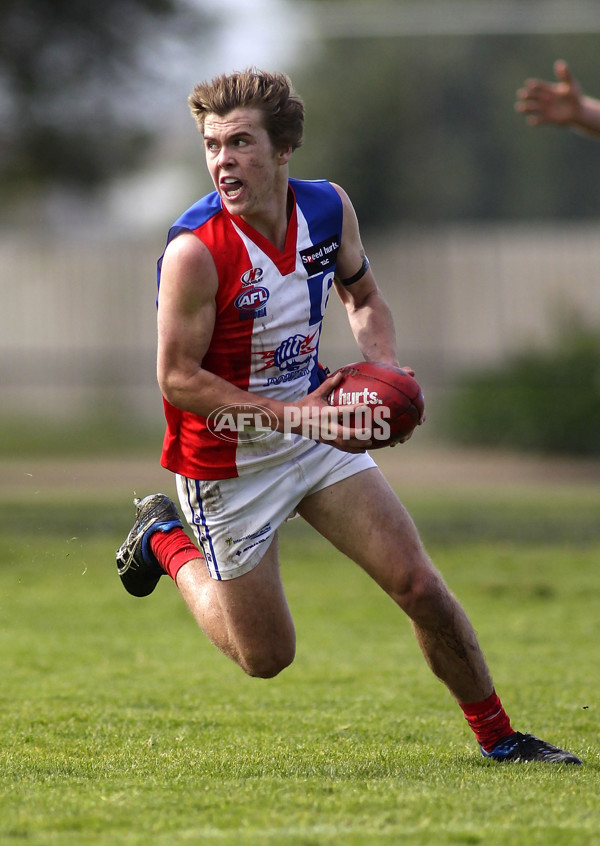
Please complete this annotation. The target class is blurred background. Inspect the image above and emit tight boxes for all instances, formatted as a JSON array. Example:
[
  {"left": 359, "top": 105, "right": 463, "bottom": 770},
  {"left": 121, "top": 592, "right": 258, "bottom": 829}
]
[{"left": 2, "top": 0, "right": 600, "bottom": 459}]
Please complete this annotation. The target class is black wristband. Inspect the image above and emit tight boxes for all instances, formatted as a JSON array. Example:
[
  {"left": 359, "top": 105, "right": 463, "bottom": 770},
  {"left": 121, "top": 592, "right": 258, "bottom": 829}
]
[{"left": 341, "top": 255, "right": 370, "bottom": 286}]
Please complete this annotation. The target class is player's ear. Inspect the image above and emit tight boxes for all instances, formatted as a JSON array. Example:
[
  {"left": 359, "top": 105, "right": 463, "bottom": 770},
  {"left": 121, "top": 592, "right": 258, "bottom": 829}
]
[{"left": 277, "top": 146, "right": 293, "bottom": 165}]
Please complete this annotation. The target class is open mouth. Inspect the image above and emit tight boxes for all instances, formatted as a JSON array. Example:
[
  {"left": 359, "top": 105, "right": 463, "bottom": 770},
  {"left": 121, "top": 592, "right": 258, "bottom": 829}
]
[{"left": 221, "top": 177, "right": 244, "bottom": 199}]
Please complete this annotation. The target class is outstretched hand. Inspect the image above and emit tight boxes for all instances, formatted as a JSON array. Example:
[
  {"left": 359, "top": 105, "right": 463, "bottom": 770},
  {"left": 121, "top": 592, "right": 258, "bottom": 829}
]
[{"left": 515, "top": 59, "right": 582, "bottom": 128}]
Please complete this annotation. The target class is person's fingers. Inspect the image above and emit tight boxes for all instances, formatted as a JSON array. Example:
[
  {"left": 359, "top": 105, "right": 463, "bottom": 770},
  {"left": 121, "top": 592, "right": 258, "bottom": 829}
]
[{"left": 553, "top": 59, "right": 572, "bottom": 85}]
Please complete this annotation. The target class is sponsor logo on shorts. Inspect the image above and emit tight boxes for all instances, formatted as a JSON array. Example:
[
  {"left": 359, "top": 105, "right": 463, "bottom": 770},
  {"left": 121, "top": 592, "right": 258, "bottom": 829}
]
[
  {"left": 223, "top": 524, "right": 272, "bottom": 557},
  {"left": 226, "top": 524, "right": 271, "bottom": 547},
  {"left": 235, "top": 537, "right": 270, "bottom": 557}
]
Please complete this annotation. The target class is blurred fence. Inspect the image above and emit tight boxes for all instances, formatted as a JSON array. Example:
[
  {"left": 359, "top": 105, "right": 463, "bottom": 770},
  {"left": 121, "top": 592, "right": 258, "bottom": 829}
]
[
  {"left": 0, "top": 234, "right": 161, "bottom": 424},
  {"left": 2, "top": 222, "right": 600, "bottom": 424}
]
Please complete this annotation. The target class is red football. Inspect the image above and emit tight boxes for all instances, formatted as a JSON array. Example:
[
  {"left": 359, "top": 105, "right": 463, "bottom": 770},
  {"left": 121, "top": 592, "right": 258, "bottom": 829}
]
[{"left": 327, "top": 361, "right": 425, "bottom": 448}]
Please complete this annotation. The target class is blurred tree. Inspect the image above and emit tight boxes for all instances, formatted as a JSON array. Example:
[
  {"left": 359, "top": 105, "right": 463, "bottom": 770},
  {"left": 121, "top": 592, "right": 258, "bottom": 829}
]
[
  {"left": 440, "top": 318, "right": 600, "bottom": 456},
  {"left": 0, "top": 0, "right": 209, "bottom": 200}
]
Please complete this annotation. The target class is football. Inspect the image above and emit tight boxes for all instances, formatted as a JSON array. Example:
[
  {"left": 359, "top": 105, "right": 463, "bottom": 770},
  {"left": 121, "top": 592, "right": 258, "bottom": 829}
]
[{"left": 327, "top": 361, "right": 425, "bottom": 448}]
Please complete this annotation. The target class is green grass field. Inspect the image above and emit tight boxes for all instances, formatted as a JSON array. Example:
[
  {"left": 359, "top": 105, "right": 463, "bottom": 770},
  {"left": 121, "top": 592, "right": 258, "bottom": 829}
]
[{"left": 1, "top": 478, "right": 600, "bottom": 845}]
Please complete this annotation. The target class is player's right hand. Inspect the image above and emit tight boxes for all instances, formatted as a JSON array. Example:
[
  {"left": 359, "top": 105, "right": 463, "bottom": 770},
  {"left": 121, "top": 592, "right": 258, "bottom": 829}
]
[{"left": 515, "top": 59, "right": 582, "bottom": 127}]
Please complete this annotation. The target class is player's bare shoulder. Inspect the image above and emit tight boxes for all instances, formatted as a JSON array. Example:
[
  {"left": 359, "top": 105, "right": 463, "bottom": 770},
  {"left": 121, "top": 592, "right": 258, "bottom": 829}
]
[
  {"left": 160, "top": 230, "right": 218, "bottom": 300},
  {"left": 329, "top": 182, "right": 361, "bottom": 238},
  {"left": 328, "top": 182, "right": 367, "bottom": 284},
  {"left": 330, "top": 182, "right": 354, "bottom": 211}
]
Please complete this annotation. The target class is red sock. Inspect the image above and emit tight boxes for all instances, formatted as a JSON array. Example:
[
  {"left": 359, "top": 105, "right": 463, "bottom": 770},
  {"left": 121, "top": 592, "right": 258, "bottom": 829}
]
[
  {"left": 149, "top": 527, "right": 202, "bottom": 584},
  {"left": 460, "top": 690, "right": 514, "bottom": 753}
]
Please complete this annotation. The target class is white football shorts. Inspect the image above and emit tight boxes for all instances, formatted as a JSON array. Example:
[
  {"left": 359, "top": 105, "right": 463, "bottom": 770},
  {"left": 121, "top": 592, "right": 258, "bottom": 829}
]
[{"left": 175, "top": 441, "right": 376, "bottom": 580}]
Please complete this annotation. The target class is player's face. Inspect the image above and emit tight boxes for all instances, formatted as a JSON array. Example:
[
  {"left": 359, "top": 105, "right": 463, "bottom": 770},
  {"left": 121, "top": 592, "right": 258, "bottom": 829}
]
[{"left": 203, "top": 107, "right": 287, "bottom": 219}]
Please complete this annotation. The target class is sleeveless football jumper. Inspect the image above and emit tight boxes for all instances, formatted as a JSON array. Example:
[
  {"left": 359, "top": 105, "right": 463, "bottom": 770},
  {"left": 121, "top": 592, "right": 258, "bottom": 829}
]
[{"left": 157, "top": 178, "right": 343, "bottom": 480}]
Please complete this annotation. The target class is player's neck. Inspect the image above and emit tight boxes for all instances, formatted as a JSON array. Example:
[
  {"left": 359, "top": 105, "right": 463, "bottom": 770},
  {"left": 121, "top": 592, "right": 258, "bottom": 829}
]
[{"left": 239, "top": 183, "right": 292, "bottom": 252}]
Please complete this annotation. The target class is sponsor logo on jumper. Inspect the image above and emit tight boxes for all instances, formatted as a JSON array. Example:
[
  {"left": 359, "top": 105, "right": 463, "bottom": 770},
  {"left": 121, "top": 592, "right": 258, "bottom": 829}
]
[
  {"left": 257, "top": 332, "right": 317, "bottom": 381},
  {"left": 265, "top": 369, "right": 310, "bottom": 386},
  {"left": 240, "top": 267, "right": 264, "bottom": 286},
  {"left": 300, "top": 235, "right": 340, "bottom": 276},
  {"left": 235, "top": 286, "right": 269, "bottom": 311},
  {"left": 206, "top": 404, "right": 279, "bottom": 442},
  {"left": 235, "top": 285, "right": 269, "bottom": 320}
]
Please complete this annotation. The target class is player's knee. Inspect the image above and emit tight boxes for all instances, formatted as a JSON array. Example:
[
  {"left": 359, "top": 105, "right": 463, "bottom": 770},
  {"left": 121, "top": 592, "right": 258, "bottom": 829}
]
[
  {"left": 388, "top": 561, "right": 449, "bottom": 621},
  {"left": 240, "top": 640, "right": 296, "bottom": 679}
]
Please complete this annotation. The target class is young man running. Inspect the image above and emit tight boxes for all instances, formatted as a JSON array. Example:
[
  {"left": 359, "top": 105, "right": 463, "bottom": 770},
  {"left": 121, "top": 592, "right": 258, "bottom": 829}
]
[{"left": 117, "top": 68, "right": 581, "bottom": 765}]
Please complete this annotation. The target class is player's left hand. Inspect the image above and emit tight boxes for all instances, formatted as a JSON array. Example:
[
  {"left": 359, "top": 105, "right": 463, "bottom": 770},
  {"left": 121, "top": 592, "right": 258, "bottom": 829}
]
[{"left": 398, "top": 365, "right": 426, "bottom": 427}]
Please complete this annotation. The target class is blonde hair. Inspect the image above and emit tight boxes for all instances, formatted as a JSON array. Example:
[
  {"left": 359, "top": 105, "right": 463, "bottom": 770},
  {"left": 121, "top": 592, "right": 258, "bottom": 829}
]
[{"left": 188, "top": 68, "right": 304, "bottom": 151}]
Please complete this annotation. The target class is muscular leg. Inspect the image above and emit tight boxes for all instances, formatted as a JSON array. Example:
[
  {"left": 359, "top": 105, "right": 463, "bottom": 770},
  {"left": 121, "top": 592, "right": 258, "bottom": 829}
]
[
  {"left": 297, "top": 467, "right": 493, "bottom": 704},
  {"left": 175, "top": 533, "right": 296, "bottom": 679}
]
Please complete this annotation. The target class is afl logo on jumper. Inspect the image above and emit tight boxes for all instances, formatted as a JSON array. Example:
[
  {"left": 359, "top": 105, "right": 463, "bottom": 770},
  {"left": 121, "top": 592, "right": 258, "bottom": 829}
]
[{"left": 234, "top": 285, "right": 269, "bottom": 320}]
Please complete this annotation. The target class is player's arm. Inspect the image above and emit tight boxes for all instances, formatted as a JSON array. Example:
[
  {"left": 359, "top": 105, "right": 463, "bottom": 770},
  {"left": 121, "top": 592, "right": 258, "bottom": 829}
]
[
  {"left": 157, "top": 231, "right": 253, "bottom": 417},
  {"left": 515, "top": 59, "right": 600, "bottom": 138},
  {"left": 331, "top": 183, "right": 400, "bottom": 368}
]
